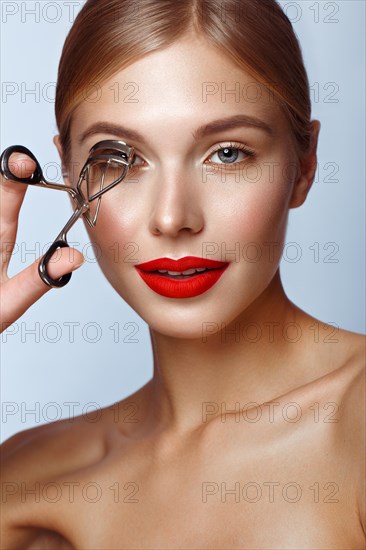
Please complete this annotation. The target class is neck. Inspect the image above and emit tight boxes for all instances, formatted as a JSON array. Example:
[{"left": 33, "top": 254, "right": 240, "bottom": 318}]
[{"left": 140, "top": 270, "right": 310, "bottom": 436}]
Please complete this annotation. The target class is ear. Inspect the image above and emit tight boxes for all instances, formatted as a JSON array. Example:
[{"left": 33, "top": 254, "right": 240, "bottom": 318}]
[
  {"left": 289, "top": 120, "right": 321, "bottom": 209},
  {"left": 53, "top": 134, "right": 72, "bottom": 186}
]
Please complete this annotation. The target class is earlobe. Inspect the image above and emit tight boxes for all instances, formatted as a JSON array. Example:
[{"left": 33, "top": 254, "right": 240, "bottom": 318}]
[
  {"left": 289, "top": 120, "right": 321, "bottom": 209},
  {"left": 289, "top": 174, "right": 313, "bottom": 209}
]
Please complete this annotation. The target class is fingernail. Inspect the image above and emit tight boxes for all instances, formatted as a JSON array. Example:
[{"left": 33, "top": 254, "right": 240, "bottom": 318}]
[{"left": 14, "top": 155, "right": 30, "bottom": 162}]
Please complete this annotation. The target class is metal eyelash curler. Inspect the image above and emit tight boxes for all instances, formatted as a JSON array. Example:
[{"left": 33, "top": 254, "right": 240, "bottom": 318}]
[{"left": 0, "top": 140, "right": 135, "bottom": 288}]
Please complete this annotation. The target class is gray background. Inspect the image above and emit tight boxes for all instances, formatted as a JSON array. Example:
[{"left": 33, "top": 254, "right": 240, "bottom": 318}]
[{"left": 1, "top": 1, "right": 365, "bottom": 442}]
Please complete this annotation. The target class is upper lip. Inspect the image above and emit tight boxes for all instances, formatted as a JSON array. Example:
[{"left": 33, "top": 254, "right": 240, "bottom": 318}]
[{"left": 134, "top": 256, "right": 229, "bottom": 272}]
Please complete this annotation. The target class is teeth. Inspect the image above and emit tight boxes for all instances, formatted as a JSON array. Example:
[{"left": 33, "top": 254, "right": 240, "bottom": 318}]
[
  {"left": 157, "top": 268, "right": 209, "bottom": 275},
  {"left": 180, "top": 269, "right": 197, "bottom": 275}
]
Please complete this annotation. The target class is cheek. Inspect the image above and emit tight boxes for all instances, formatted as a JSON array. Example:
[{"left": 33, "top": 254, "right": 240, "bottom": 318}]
[
  {"left": 212, "top": 169, "right": 292, "bottom": 248},
  {"left": 85, "top": 188, "right": 146, "bottom": 268}
]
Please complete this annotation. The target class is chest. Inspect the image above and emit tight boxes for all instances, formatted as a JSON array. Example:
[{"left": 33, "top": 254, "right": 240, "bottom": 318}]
[
  {"left": 43, "top": 482, "right": 354, "bottom": 549},
  {"left": 41, "top": 442, "right": 358, "bottom": 549}
]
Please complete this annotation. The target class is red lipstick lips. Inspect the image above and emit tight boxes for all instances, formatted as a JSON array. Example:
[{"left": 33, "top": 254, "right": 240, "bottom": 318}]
[{"left": 134, "top": 256, "right": 229, "bottom": 299}]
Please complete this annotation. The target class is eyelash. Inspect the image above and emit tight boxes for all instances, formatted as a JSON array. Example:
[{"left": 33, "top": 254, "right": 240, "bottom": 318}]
[
  {"left": 206, "top": 142, "right": 256, "bottom": 167},
  {"left": 129, "top": 141, "right": 256, "bottom": 170}
]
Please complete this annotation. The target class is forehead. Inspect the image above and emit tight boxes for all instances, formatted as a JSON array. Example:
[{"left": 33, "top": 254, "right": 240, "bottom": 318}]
[{"left": 72, "top": 35, "right": 284, "bottom": 140}]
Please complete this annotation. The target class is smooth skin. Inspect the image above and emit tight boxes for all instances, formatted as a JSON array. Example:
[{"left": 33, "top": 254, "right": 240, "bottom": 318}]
[{"left": 1, "top": 33, "right": 365, "bottom": 549}]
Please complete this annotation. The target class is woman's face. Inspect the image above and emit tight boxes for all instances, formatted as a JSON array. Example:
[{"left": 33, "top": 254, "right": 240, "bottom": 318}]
[{"left": 65, "top": 35, "right": 304, "bottom": 338}]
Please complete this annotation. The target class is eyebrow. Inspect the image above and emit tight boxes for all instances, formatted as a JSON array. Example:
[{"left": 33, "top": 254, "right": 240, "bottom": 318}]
[{"left": 77, "top": 114, "right": 274, "bottom": 146}]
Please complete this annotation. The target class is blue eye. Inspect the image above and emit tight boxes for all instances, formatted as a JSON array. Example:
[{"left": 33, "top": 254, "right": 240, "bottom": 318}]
[
  {"left": 207, "top": 142, "right": 255, "bottom": 166},
  {"left": 212, "top": 147, "right": 240, "bottom": 164}
]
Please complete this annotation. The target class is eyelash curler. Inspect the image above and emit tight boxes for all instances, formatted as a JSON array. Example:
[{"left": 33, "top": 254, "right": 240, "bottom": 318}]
[{"left": 0, "top": 140, "right": 135, "bottom": 288}]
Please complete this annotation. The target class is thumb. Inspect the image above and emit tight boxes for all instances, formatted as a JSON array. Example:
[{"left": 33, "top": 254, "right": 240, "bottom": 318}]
[{"left": 43, "top": 247, "right": 86, "bottom": 281}]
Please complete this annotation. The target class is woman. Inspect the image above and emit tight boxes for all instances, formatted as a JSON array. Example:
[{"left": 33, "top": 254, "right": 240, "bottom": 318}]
[{"left": 1, "top": 0, "right": 365, "bottom": 548}]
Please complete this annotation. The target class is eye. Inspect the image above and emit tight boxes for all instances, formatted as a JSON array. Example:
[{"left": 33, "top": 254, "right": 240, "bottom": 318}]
[
  {"left": 126, "top": 143, "right": 255, "bottom": 172},
  {"left": 206, "top": 142, "right": 255, "bottom": 167},
  {"left": 130, "top": 153, "right": 145, "bottom": 167}
]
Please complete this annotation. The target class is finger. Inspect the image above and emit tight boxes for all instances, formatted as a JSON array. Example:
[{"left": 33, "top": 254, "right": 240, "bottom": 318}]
[
  {"left": 44, "top": 246, "right": 85, "bottom": 282},
  {"left": 0, "top": 247, "right": 85, "bottom": 332},
  {"left": 7, "top": 153, "right": 36, "bottom": 179},
  {"left": 0, "top": 153, "right": 37, "bottom": 275}
]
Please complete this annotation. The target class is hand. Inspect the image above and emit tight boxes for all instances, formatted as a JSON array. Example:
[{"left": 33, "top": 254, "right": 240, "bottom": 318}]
[{"left": 0, "top": 152, "right": 85, "bottom": 333}]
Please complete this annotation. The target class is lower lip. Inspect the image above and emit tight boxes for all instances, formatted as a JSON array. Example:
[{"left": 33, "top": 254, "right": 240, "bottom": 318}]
[{"left": 134, "top": 266, "right": 229, "bottom": 298}]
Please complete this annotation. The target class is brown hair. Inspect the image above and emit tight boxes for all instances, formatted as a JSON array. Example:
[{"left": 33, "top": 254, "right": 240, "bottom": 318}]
[{"left": 55, "top": 0, "right": 312, "bottom": 168}]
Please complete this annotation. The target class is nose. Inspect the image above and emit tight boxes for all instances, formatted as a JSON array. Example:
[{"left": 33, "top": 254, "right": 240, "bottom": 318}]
[{"left": 148, "top": 168, "right": 204, "bottom": 238}]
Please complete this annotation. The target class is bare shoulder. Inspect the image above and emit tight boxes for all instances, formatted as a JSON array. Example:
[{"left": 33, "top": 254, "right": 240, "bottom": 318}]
[
  {"left": 328, "top": 325, "right": 365, "bottom": 407},
  {"left": 0, "top": 407, "right": 111, "bottom": 549},
  {"left": 292, "top": 311, "right": 365, "bottom": 417},
  {"left": 0, "top": 383, "right": 149, "bottom": 480},
  {"left": 336, "top": 325, "right": 365, "bottom": 368},
  {"left": 0, "top": 385, "right": 149, "bottom": 550},
  {"left": 333, "top": 328, "right": 365, "bottom": 442},
  {"left": 323, "top": 327, "right": 366, "bottom": 533},
  {"left": 312, "top": 323, "right": 365, "bottom": 440},
  {"left": 274, "top": 318, "right": 365, "bottom": 532},
  {"left": 1, "top": 410, "right": 107, "bottom": 476}
]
